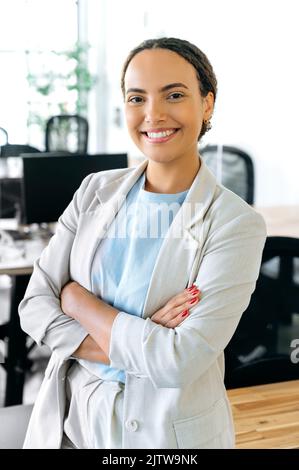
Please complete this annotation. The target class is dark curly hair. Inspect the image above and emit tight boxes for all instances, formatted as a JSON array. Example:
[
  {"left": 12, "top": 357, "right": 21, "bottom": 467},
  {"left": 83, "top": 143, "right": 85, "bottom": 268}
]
[{"left": 120, "top": 37, "right": 217, "bottom": 141}]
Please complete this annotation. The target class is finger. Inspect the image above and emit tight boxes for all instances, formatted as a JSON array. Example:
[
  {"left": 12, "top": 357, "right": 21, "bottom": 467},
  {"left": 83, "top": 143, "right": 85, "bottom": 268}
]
[
  {"left": 172, "top": 285, "right": 201, "bottom": 306},
  {"left": 162, "top": 295, "right": 201, "bottom": 325},
  {"left": 165, "top": 310, "right": 190, "bottom": 328},
  {"left": 161, "top": 287, "right": 201, "bottom": 319},
  {"left": 151, "top": 286, "right": 201, "bottom": 323},
  {"left": 151, "top": 306, "right": 166, "bottom": 322}
]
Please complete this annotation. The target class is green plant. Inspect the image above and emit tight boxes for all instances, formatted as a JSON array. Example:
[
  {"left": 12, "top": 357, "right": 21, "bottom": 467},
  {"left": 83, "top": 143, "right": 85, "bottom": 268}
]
[{"left": 26, "top": 42, "right": 97, "bottom": 132}]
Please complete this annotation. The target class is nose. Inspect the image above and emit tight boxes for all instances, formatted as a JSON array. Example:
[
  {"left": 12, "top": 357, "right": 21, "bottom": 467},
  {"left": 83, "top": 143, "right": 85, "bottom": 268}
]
[{"left": 144, "top": 99, "right": 166, "bottom": 123}]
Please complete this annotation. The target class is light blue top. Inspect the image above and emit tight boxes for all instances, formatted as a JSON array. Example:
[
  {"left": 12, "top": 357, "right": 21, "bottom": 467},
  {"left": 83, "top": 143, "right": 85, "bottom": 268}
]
[{"left": 78, "top": 171, "right": 189, "bottom": 383}]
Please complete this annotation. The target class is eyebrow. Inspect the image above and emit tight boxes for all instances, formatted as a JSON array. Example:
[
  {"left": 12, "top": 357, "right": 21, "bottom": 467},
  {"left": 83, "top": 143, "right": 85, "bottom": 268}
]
[{"left": 126, "top": 82, "right": 189, "bottom": 94}]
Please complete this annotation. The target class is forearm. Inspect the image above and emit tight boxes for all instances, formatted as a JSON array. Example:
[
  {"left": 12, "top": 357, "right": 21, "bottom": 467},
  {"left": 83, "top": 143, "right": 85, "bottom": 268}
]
[
  {"left": 61, "top": 282, "right": 119, "bottom": 357},
  {"left": 72, "top": 334, "right": 110, "bottom": 365}
]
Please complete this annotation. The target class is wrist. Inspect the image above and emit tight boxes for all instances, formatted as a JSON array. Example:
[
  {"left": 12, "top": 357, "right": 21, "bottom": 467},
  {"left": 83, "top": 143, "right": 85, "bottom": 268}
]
[{"left": 73, "top": 335, "right": 110, "bottom": 364}]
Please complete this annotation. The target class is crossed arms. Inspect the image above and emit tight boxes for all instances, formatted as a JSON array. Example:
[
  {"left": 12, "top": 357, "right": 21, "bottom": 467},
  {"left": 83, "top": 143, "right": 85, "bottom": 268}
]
[{"left": 60, "top": 281, "right": 201, "bottom": 365}]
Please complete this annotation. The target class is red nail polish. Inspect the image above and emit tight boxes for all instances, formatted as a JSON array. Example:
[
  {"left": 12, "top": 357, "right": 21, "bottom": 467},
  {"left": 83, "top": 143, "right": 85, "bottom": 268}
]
[
  {"left": 189, "top": 298, "right": 197, "bottom": 304},
  {"left": 182, "top": 310, "right": 189, "bottom": 317},
  {"left": 190, "top": 291, "right": 199, "bottom": 297},
  {"left": 189, "top": 286, "right": 198, "bottom": 293}
]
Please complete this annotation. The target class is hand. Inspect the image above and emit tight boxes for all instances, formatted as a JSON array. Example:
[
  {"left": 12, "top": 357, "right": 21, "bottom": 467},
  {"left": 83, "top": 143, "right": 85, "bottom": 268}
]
[{"left": 151, "top": 284, "right": 201, "bottom": 328}]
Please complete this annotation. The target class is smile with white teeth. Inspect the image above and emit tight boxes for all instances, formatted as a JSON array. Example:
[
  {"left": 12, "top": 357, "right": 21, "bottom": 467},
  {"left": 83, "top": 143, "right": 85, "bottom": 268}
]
[{"left": 146, "top": 129, "right": 177, "bottom": 138}]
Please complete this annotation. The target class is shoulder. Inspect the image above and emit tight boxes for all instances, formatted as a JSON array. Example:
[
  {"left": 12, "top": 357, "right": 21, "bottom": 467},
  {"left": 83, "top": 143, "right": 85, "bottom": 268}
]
[
  {"left": 207, "top": 184, "right": 267, "bottom": 238},
  {"left": 192, "top": 159, "right": 266, "bottom": 239}
]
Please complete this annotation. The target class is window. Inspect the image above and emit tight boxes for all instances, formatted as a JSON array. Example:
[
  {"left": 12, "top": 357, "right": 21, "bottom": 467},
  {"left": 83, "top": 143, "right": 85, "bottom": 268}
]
[{"left": 0, "top": 0, "right": 78, "bottom": 149}]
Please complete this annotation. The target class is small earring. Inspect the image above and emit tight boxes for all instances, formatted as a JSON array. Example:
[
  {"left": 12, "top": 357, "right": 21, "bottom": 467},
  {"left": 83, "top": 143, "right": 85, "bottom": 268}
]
[{"left": 204, "top": 119, "right": 212, "bottom": 132}]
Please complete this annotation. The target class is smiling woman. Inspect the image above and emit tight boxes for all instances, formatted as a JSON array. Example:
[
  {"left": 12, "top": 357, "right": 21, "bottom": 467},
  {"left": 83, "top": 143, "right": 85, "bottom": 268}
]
[
  {"left": 121, "top": 40, "right": 215, "bottom": 193},
  {"left": 18, "top": 37, "right": 266, "bottom": 449}
]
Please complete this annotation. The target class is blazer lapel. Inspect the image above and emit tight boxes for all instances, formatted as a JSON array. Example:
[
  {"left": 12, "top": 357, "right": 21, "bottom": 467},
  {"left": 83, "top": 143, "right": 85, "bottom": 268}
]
[
  {"left": 73, "top": 159, "right": 149, "bottom": 289},
  {"left": 142, "top": 160, "right": 218, "bottom": 319}
]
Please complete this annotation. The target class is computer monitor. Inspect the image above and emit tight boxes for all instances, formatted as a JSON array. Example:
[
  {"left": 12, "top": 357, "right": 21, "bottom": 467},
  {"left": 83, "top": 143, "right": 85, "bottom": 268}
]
[{"left": 21, "top": 153, "right": 128, "bottom": 225}]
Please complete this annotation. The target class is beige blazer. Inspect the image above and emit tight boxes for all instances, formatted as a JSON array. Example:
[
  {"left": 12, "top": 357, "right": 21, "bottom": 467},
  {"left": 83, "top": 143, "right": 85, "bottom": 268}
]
[{"left": 19, "top": 158, "right": 267, "bottom": 449}]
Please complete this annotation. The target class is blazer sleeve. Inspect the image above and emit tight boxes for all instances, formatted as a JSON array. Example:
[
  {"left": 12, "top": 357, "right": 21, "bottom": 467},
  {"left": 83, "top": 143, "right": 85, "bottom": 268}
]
[
  {"left": 108, "top": 210, "right": 267, "bottom": 388},
  {"left": 18, "top": 174, "right": 95, "bottom": 360}
]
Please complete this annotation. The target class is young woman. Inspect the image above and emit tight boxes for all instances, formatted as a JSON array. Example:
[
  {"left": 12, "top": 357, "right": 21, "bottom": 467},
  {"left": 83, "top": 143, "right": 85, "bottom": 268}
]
[{"left": 19, "top": 37, "right": 266, "bottom": 449}]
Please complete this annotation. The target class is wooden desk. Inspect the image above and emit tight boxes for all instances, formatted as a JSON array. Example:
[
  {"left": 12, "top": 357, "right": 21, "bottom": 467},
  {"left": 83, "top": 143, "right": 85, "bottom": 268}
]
[
  {"left": 254, "top": 205, "right": 299, "bottom": 238},
  {"left": 228, "top": 380, "right": 299, "bottom": 449},
  {"left": 0, "top": 219, "right": 54, "bottom": 276},
  {"left": 0, "top": 238, "right": 48, "bottom": 276}
]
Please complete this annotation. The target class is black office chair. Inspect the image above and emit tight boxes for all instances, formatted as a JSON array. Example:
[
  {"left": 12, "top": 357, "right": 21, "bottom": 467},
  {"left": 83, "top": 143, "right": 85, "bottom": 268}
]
[
  {"left": 0, "top": 274, "right": 38, "bottom": 406},
  {"left": 200, "top": 144, "right": 255, "bottom": 205},
  {"left": 45, "top": 114, "right": 89, "bottom": 154},
  {"left": 225, "top": 236, "right": 299, "bottom": 388},
  {"left": 0, "top": 127, "right": 8, "bottom": 149},
  {"left": 225, "top": 355, "right": 299, "bottom": 388}
]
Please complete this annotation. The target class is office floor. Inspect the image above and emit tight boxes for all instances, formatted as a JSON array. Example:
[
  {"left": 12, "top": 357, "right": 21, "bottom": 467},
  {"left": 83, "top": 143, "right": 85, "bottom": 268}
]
[{"left": 1, "top": 274, "right": 299, "bottom": 406}]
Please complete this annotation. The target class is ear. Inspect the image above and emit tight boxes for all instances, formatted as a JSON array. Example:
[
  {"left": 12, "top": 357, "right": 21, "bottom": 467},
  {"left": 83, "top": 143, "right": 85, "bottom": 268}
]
[{"left": 203, "top": 92, "right": 215, "bottom": 120}]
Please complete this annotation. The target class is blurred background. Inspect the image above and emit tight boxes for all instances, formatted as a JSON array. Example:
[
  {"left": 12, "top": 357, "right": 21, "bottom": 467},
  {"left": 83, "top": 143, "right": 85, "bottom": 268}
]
[{"left": 0, "top": 0, "right": 298, "bottom": 205}]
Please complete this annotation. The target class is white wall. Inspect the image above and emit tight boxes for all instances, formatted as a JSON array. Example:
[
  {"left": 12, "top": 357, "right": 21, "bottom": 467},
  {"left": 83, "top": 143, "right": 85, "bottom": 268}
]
[{"left": 86, "top": 0, "right": 299, "bottom": 206}]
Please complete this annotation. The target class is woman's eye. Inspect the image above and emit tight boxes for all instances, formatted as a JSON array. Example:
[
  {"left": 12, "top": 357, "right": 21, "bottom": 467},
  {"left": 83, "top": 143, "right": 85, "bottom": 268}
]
[
  {"left": 128, "top": 96, "right": 143, "bottom": 104},
  {"left": 168, "top": 92, "right": 184, "bottom": 100}
]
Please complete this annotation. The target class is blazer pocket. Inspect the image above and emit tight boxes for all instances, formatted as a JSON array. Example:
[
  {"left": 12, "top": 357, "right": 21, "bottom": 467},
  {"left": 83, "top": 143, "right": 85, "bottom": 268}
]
[{"left": 173, "top": 397, "right": 230, "bottom": 449}]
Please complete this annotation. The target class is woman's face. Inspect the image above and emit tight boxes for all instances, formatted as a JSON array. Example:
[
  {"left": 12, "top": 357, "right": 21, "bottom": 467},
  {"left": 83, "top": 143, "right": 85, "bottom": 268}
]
[{"left": 124, "top": 48, "right": 214, "bottom": 165}]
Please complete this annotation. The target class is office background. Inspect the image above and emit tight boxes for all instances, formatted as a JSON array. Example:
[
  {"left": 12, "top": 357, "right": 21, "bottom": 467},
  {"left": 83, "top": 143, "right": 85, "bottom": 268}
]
[{"left": 0, "top": 0, "right": 298, "bottom": 207}]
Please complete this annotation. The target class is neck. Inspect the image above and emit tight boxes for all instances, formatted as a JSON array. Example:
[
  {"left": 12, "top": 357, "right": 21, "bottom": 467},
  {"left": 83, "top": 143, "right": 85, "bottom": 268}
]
[{"left": 144, "top": 156, "right": 201, "bottom": 194}]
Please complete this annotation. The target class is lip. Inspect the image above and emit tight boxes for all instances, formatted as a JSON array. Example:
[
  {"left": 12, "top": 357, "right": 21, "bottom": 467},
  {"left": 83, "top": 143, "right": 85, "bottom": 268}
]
[
  {"left": 141, "top": 128, "right": 179, "bottom": 133},
  {"left": 141, "top": 128, "right": 180, "bottom": 144}
]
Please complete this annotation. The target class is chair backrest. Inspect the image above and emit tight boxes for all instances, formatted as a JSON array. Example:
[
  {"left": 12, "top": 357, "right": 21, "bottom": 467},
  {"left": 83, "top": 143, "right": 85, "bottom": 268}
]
[
  {"left": 45, "top": 114, "right": 89, "bottom": 154},
  {"left": 225, "top": 236, "right": 299, "bottom": 388},
  {"left": 225, "top": 355, "right": 299, "bottom": 388},
  {"left": 200, "top": 144, "right": 255, "bottom": 204},
  {"left": 0, "top": 127, "right": 8, "bottom": 147},
  {"left": 0, "top": 144, "right": 41, "bottom": 157}
]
